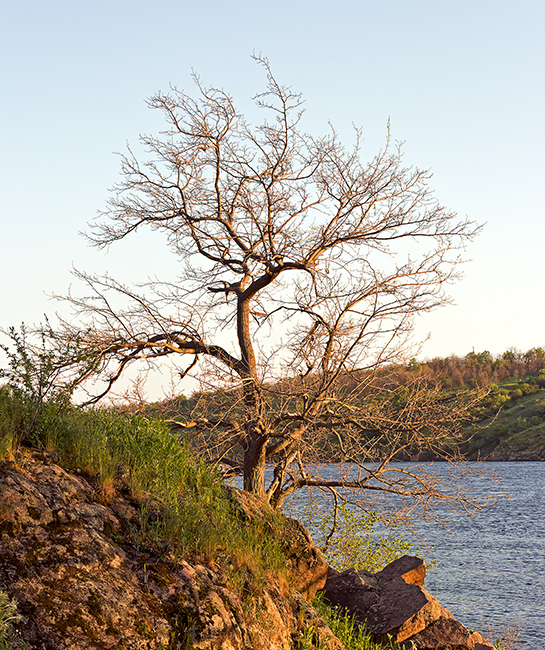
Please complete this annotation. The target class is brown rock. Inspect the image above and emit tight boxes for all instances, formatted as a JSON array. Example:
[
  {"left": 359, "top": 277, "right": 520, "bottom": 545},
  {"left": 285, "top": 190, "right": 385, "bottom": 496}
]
[
  {"left": 0, "top": 461, "right": 171, "bottom": 649},
  {"left": 379, "top": 554, "right": 426, "bottom": 586},
  {"left": 0, "top": 455, "right": 343, "bottom": 650},
  {"left": 367, "top": 569, "right": 453, "bottom": 642},
  {"left": 323, "top": 568, "right": 379, "bottom": 616},
  {"left": 406, "top": 616, "right": 493, "bottom": 650},
  {"left": 323, "top": 556, "right": 453, "bottom": 644}
]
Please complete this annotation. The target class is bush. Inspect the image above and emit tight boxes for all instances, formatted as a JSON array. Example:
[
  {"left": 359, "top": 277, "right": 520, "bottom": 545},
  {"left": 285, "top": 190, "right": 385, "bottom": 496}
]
[
  {"left": 300, "top": 500, "right": 412, "bottom": 574},
  {"left": 0, "top": 324, "right": 76, "bottom": 448},
  {"left": 0, "top": 590, "right": 22, "bottom": 646}
]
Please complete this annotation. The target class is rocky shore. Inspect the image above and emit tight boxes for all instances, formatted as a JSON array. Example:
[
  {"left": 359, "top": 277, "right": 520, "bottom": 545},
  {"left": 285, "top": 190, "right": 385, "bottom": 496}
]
[
  {"left": 0, "top": 454, "right": 494, "bottom": 649},
  {"left": 477, "top": 446, "right": 545, "bottom": 461}
]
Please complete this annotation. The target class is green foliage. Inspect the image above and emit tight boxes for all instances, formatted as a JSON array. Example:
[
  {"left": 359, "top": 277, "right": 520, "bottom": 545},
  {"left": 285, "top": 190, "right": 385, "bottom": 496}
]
[
  {"left": 297, "top": 593, "right": 403, "bottom": 650},
  {"left": 0, "top": 323, "right": 77, "bottom": 447},
  {"left": 0, "top": 590, "right": 22, "bottom": 647},
  {"left": 300, "top": 500, "right": 413, "bottom": 574},
  {"left": 0, "top": 385, "right": 24, "bottom": 460},
  {"left": 324, "top": 507, "right": 412, "bottom": 574}
]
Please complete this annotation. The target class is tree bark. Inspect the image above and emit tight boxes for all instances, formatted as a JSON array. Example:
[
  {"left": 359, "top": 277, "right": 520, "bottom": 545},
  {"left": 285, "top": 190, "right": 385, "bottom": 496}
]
[{"left": 243, "top": 434, "right": 267, "bottom": 496}]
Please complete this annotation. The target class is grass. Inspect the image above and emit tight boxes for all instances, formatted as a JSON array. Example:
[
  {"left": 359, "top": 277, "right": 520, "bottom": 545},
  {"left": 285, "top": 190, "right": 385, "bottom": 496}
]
[
  {"left": 467, "top": 390, "right": 545, "bottom": 457},
  {"left": 296, "top": 593, "right": 404, "bottom": 650},
  {"left": 0, "top": 384, "right": 290, "bottom": 583},
  {"left": 0, "top": 590, "right": 27, "bottom": 650}
]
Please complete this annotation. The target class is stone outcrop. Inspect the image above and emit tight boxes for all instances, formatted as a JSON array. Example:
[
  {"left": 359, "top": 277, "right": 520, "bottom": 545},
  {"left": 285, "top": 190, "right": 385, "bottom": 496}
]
[
  {"left": 323, "top": 556, "right": 494, "bottom": 650},
  {"left": 0, "top": 453, "right": 339, "bottom": 650},
  {"left": 226, "top": 486, "right": 328, "bottom": 600},
  {"left": 407, "top": 618, "right": 494, "bottom": 650},
  {"left": 0, "top": 453, "right": 495, "bottom": 650}
]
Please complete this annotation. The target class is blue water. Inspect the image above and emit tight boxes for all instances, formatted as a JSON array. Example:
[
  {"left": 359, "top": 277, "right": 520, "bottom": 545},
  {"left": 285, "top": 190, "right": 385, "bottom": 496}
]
[{"left": 279, "top": 462, "right": 545, "bottom": 648}]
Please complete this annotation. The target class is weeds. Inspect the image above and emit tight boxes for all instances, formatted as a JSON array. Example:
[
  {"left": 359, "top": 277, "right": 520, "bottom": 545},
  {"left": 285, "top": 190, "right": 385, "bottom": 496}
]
[
  {"left": 0, "top": 590, "right": 24, "bottom": 649},
  {"left": 0, "top": 387, "right": 289, "bottom": 589},
  {"left": 296, "top": 593, "right": 405, "bottom": 650},
  {"left": 486, "top": 621, "right": 523, "bottom": 650}
]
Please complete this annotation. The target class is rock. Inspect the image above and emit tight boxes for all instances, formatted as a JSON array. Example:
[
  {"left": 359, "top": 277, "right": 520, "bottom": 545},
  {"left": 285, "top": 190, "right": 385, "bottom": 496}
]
[
  {"left": 365, "top": 564, "right": 453, "bottom": 643},
  {"left": 406, "top": 617, "right": 494, "bottom": 649},
  {"left": 0, "top": 460, "right": 171, "bottom": 649},
  {"left": 323, "top": 568, "right": 379, "bottom": 616},
  {"left": 226, "top": 486, "right": 328, "bottom": 600},
  {"left": 379, "top": 554, "right": 426, "bottom": 586},
  {"left": 323, "top": 556, "right": 490, "bottom": 649},
  {"left": 0, "top": 454, "right": 342, "bottom": 650},
  {"left": 282, "top": 516, "right": 329, "bottom": 600},
  {"left": 324, "top": 557, "right": 451, "bottom": 642}
]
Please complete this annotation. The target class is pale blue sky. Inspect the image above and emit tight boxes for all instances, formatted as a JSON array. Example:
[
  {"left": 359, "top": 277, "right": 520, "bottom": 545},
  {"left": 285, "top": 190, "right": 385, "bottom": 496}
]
[{"left": 1, "top": 0, "right": 544, "bottom": 391}]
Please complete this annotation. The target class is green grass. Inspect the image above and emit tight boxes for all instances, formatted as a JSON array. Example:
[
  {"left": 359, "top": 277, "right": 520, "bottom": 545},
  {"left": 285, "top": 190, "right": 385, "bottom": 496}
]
[
  {"left": 0, "top": 385, "right": 290, "bottom": 583},
  {"left": 296, "top": 593, "right": 404, "bottom": 650},
  {"left": 467, "top": 390, "right": 545, "bottom": 457},
  {"left": 0, "top": 590, "right": 27, "bottom": 650}
]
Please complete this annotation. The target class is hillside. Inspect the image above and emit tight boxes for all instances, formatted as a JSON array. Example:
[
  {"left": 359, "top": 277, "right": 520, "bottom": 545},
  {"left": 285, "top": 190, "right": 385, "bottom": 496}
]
[
  {"left": 0, "top": 454, "right": 496, "bottom": 650},
  {"left": 466, "top": 390, "right": 545, "bottom": 460},
  {"left": 141, "top": 358, "right": 545, "bottom": 463},
  {"left": 0, "top": 450, "right": 336, "bottom": 650}
]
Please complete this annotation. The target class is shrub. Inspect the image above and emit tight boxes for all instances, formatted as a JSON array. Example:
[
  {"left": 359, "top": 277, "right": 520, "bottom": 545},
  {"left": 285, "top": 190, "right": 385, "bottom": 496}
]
[
  {"left": 0, "top": 324, "right": 77, "bottom": 448},
  {"left": 299, "top": 500, "right": 412, "bottom": 574},
  {"left": 0, "top": 590, "right": 22, "bottom": 645}
]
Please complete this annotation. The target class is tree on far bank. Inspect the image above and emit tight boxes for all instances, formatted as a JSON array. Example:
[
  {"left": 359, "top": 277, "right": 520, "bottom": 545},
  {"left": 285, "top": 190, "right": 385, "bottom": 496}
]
[{"left": 48, "top": 56, "right": 484, "bottom": 511}]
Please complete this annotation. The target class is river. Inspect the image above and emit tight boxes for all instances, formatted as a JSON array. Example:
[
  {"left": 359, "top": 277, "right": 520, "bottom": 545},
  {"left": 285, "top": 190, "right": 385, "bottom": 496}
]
[{"left": 278, "top": 461, "right": 544, "bottom": 648}]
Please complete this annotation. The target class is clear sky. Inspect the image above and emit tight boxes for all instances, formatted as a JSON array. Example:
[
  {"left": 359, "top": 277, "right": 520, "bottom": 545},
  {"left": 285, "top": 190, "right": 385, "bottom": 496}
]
[{"left": 1, "top": 0, "right": 544, "bottom": 395}]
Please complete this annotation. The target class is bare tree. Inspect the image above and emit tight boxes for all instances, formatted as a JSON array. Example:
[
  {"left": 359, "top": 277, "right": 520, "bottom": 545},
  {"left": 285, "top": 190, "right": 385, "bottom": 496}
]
[{"left": 53, "top": 56, "right": 483, "bottom": 510}]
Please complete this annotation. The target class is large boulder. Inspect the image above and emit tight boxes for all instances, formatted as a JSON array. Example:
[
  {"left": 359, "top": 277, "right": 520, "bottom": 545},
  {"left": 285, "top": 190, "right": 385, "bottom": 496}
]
[
  {"left": 323, "top": 556, "right": 494, "bottom": 649},
  {"left": 324, "top": 556, "right": 451, "bottom": 643},
  {"left": 366, "top": 565, "right": 453, "bottom": 642}
]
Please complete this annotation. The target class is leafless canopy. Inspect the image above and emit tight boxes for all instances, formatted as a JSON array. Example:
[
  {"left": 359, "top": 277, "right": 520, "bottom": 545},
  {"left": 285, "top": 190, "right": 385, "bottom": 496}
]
[{"left": 54, "top": 56, "right": 483, "bottom": 511}]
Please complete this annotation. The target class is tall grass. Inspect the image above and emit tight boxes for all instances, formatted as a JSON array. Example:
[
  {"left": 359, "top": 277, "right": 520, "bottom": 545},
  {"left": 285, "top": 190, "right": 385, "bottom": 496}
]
[
  {"left": 0, "top": 386, "right": 289, "bottom": 580},
  {"left": 296, "top": 593, "right": 404, "bottom": 650}
]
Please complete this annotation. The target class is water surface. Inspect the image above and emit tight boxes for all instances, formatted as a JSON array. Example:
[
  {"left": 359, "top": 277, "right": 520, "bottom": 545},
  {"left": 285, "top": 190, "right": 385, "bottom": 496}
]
[{"left": 281, "top": 461, "right": 545, "bottom": 647}]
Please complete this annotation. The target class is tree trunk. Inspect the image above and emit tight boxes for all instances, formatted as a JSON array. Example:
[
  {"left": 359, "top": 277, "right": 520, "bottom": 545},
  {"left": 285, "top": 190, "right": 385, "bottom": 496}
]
[{"left": 243, "top": 435, "right": 267, "bottom": 497}]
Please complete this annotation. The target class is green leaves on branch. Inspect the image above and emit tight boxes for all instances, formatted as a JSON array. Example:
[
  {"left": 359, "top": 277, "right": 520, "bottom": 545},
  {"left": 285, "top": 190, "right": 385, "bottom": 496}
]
[{"left": 0, "top": 322, "right": 84, "bottom": 446}]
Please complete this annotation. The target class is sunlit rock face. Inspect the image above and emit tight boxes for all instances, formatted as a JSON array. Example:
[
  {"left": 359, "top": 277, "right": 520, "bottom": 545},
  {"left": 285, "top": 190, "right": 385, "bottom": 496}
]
[
  {"left": 0, "top": 454, "right": 338, "bottom": 650},
  {"left": 323, "top": 556, "right": 495, "bottom": 650}
]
